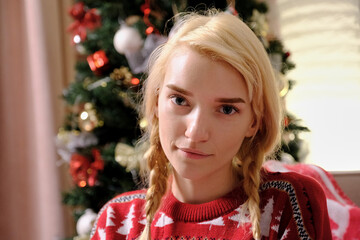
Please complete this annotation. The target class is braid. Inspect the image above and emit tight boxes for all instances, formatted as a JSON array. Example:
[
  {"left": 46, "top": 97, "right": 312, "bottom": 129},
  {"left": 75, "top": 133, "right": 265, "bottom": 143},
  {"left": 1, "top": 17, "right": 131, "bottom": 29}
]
[
  {"left": 234, "top": 140, "right": 265, "bottom": 240},
  {"left": 242, "top": 153, "right": 263, "bottom": 239},
  {"left": 138, "top": 126, "right": 169, "bottom": 240}
]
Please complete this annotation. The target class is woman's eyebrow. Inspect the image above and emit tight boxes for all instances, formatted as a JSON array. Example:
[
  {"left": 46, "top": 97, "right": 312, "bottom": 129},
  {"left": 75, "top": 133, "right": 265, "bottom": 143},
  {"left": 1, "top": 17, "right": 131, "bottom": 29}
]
[
  {"left": 166, "top": 84, "right": 193, "bottom": 96},
  {"left": 215, "top": 97, "right": 246, "bottom": 103},
  {"left": 166, "top": 84, "right": 246, "bottom": 103}
]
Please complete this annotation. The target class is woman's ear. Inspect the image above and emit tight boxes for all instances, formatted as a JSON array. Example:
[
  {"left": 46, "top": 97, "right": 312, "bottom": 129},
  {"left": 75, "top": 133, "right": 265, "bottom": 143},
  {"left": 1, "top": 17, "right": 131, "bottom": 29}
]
[
  {"left": 155, "top": 96, "right": 159, "bottom": 118},
  {"left": 155, "top": 106, "right": 158, "bottom": 118},
  {"left": 245, "top": 119, "right": 258, "bottom": 137}
]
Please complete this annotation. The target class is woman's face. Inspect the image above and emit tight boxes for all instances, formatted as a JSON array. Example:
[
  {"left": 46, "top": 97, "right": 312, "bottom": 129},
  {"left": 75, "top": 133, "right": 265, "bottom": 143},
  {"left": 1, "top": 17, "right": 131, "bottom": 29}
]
[{"left": 157, "top": 47, "right": 256, "bottom": 182}]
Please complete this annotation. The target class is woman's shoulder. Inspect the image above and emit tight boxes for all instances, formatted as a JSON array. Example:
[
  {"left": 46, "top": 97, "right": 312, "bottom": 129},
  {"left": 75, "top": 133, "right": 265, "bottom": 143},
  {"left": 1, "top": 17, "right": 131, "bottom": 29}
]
[
  {"left": 97, "top": 189, "right": 147, "bottom": 216},
  {"left": 259, "top": 167, "right": 332, "bottom": 239},
  {"left": 259, "top": 168, "right": 328, "bottom": 215},
  {"left": 260, "top": 168, "right": 325, "bottom": 196},
  {"left": 90, "top": 189, "right": 147, "bottom": 239},
  {"left": 109, "top": 189, "right": 147, "bottom": 203}
]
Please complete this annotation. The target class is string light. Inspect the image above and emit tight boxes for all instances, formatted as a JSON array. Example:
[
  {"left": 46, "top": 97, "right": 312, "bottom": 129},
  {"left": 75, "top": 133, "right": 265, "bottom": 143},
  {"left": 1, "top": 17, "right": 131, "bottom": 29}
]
[{"left": 131, "top": 77, "right": 140, "bottom": 85}]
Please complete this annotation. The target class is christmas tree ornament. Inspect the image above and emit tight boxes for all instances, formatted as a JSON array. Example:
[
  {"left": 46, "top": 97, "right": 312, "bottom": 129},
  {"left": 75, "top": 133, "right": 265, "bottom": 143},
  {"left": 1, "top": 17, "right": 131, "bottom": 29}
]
[
  {"left": 112, "top": 2, "right": 167, "bottom": 74},
  {"left": 119, "top": 32, "right": 167, "bottom": 74},
  {"left": 55, "top": 129, "right": 98, "bottom": 163},
  {"left": 69, "top": 2, "right": 86, "bottom": 20},
  {"left": 87, "top": 50, "right": 110, "bottom": 75},
  {"left": 115, "top": 142, "right": 148, "bottom": 172},
  {"left": 75, "top": 209, "right": 98, "bottom": 238},
  {"left": 67, "top": 2, "right": 101, "bottom": 44},
  {"left": 68, "top": 131, "right": 98, "bottom": 150},
  {"left": 78, "top": 102, "right": 99, "bottom": 132},
  {"left": 83, "top": 9, "right": 101, "bottom": 30},
  {"left": 69, "top": 153, "right": 91, "bottom": 187},
  {"left": 69, "top": 148, "right": 104, "bottom": 187},
  {"left": 110, "top": 67, "right": 133, "bottom": 83},
  {"left": 56, "top": 129, "right": 77, "bottom": 164},
  {"left": 88, "top": 148, "right": 105, "bottom": 186},
  {"left": 113, "top": 24, "right": 144, "bottom": 55}
]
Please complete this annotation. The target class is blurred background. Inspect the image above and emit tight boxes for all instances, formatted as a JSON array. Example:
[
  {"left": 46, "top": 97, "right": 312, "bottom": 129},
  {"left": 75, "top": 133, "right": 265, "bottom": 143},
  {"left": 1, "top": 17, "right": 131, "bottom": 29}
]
[{"left": 0, "top": 0, "right": 359, "bottom": 239}]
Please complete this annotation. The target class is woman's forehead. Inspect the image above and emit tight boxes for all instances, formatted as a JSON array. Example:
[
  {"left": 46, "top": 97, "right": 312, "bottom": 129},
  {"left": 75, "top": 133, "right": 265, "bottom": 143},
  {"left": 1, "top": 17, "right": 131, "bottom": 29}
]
[{"left": 161, "top": 47, "right": 250, "bottom": 102}]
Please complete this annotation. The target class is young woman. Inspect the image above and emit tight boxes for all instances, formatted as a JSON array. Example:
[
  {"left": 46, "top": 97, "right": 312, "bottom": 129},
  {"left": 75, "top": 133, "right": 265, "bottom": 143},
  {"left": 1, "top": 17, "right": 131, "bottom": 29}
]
[{"left": 90, "top": 11, "right": 331, "bottom": 240}]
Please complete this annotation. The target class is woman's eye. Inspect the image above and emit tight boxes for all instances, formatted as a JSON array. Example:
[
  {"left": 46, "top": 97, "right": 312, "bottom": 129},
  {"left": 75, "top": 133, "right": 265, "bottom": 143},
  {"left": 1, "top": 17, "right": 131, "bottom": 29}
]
[
  {"left": 170, "top": 95, "right": 187, "bottom": 106},
  {"left": 220, "top": 105, "right": 239, "bottom": 115}
]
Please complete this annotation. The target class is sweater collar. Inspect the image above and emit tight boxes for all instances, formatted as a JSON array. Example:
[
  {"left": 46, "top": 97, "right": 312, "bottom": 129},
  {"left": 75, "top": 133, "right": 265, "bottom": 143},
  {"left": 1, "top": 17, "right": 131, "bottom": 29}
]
[{"left": 158, "top": 185, "right": 246, "bottom": 222}]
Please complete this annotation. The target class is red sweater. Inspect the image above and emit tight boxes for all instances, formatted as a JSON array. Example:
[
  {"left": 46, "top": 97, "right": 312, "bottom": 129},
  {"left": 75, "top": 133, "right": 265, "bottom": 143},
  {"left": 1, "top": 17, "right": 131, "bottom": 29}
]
[{"left": 90, "top": 171, "right": 332, "bottom": 240}]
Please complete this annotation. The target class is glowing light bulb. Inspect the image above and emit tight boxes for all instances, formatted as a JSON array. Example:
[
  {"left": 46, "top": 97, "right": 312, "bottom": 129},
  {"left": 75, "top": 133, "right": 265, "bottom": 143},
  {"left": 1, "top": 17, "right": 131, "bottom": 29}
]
[
  {"left": 73, "top": 35, "right": 81, "bottom": 44},
  {"left": 80, "top": 111, "right": 89, "bottom": 120}
]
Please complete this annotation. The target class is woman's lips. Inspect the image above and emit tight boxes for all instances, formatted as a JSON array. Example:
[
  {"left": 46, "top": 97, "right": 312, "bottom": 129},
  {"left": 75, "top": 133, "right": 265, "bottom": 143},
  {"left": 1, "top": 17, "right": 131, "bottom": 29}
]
[{"left": 178, "top": 148, "right": 212, "bottom": 159}]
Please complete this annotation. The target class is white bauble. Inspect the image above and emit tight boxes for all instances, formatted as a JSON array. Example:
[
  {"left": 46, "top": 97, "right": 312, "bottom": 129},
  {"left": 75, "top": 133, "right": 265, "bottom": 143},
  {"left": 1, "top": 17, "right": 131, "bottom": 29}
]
[
  {"left": 76, "top": 209, "right": 98, "bottom": 237},
  {"left": 113, "top": 25, "right": 144, "bottom": 54}
]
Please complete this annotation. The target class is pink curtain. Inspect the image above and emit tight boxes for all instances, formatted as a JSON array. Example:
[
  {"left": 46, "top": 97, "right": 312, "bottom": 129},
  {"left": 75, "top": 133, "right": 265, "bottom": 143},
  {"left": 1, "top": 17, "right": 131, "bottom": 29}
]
[{"left": 0, "top": 0, "right": 65, "bottom": 239}]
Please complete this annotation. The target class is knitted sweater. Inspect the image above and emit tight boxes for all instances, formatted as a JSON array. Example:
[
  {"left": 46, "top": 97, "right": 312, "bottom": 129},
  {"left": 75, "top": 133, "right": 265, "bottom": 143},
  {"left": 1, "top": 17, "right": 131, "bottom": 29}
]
[{"left": 90, "top": 171, "right": 332, "bottom": 240}]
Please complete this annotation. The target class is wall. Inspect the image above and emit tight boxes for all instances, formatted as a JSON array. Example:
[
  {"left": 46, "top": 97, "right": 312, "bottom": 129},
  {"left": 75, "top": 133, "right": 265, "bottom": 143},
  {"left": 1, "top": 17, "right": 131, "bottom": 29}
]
[{"left": 332, "top": 171, "right": 360, "bottom": 207}]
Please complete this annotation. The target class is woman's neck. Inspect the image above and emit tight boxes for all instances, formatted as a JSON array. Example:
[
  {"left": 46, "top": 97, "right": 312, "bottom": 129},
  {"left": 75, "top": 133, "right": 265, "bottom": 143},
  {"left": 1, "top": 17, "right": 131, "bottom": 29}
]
[{"left": 171, "top": 166, "right": 240, "bottom": 204}]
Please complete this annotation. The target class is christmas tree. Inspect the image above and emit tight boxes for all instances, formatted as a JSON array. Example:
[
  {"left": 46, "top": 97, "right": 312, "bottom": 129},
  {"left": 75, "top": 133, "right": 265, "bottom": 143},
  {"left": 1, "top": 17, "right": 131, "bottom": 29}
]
[{"left": 56, "top": 0, "right": 308, "bottom": 238}]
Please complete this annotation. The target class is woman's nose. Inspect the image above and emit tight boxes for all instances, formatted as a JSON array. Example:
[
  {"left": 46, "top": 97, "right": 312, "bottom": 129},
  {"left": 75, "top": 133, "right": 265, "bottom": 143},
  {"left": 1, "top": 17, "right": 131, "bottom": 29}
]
[{"left": 184, "top": 108, "right": 210, "bottom": 142}]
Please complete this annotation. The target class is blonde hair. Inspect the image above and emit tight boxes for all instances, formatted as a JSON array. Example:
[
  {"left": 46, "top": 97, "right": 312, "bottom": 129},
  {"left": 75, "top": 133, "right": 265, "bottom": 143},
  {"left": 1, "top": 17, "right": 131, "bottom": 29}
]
[{"left": 139, "top": 10, "right": 282, "bottom": 240}]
